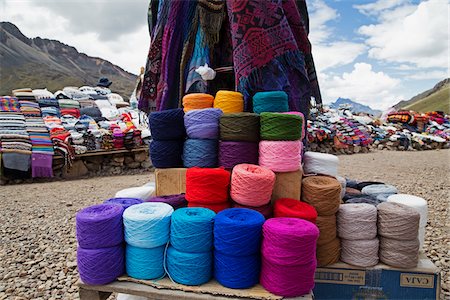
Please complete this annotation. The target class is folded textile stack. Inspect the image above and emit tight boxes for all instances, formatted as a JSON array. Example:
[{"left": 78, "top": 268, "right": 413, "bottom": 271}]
[
  {"left": 60, "top": 108, "right": 80, "bottom": 118},
  {"left": 96, "top": 99, "right": 120, "bottom": 121},
  {"left": 38, "top": 98, "right": 60, "bottom": 108},
  {"left": 32, "top": 89, "right": 55, "bottom": 100},
  {"left": 58, "top": 99, "right": 81, "bottom": 109},
  {"left": 61, "top": 115, "right": 78, "bottom": 131},
  {"left": 41, "top": 107, "right": 61, "bottom": 118},
  {"left": 78, "top": 99, "right": 96, "bottom": 108},
  {"left": 101, "top": 130, "right": 114, "bottom": 150},
  {"left": 112, "top": 128, "right": 124, "bottom": 149},
  {"left": 14, "top": 90, "right": 37, "bottom": 102},
  {"left": 19, "top": 101, "right": 41, "bottom": 118},
  {"left": 124, "top": 131, "right": 135, "bottom": 150},
  {"left": 25, "top": 117, "right": 54, "bottom": 178}
]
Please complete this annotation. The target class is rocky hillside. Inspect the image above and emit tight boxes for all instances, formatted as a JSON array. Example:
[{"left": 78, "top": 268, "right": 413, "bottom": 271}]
[
  {"left": 0, "top": 22, "right": 136, "bottom": 97},
  {"left": 329, "top": 97, "right": 381, "bottom": 116}
]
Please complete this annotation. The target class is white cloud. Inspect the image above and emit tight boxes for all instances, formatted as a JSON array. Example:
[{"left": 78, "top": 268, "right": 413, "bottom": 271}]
[
  {"left": 407, "top": 70, "right": 449, "bottom": 80},
  {"left": 309, "top": 0, "right": 339, "bottom": 44},
  {"left": 358, "top": 0, "right": 449, "bottom": 69},
  {"left": 354, "top": 0, "right": 410, "bottom": 16},
  {"left": 320, "top": 63, "right": 402, "bottom": 109}
]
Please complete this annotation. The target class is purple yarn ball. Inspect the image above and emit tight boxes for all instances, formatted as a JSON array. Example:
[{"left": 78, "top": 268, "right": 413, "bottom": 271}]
[
  {"left": 76, "top": 204, "right": 124, "bottom": 249},
  {"left": 218, "top": 141, "right": 259, "bottom": 169},
  {"left": 77, "top": 245, "right": 125, "bottom": 285},
  {"left": 184, "top": 108, "right": 223, "bottom": 139},
  {"left": 146, "top": 194, "right": 187, "bottom": 210},
  {"left": 104, "top": 198, "right": 143, "bottom": 209}
]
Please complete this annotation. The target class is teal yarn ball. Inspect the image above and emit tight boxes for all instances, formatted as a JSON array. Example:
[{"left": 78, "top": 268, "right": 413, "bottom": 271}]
[
  {"left": 170, "top": 207, "right": 216, "bottom": 253},
  {"left": 125, "top": 244, "right": 165, "bottom": 280},
  {"left": 252, "top": 91, "right": 289, "bottom": 114},
  {"left": 166, "top": 246, "right": 212, "bottom": 285}
]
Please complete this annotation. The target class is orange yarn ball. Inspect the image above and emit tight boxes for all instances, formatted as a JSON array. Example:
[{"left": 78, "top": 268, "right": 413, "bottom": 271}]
[{"left": 182, "top": 93, "right": 214, "bottom": 112}]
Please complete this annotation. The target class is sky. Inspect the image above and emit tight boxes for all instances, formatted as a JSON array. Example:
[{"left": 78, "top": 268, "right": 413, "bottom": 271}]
[{"left": 1, "top": 0, "right": 449, "bottom": 110}]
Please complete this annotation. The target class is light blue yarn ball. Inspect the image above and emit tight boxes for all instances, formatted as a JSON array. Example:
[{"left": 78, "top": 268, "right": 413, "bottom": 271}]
[
  {"left": 183, "top": 139, "right": 218, "bottom": 168},
  {"left": 362, "top": 184, "right": 398, "bottom": 196},
  {"left": 166, "top": 246, "right": 212, "bottom": 286},
  {"left": 123, "top": 202, "right": 173, "bottom": 248},
  {"left": 126, "top": 244, "right": 165, "bottom": 280},
  {"left": 170, "top": 207, "right": 216, "bottom": 253}
]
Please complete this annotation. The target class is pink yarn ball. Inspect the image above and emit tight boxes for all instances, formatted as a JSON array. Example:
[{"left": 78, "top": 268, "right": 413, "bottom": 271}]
[{"left": 259, "top": 140, "right": 302, "bottom": 172}]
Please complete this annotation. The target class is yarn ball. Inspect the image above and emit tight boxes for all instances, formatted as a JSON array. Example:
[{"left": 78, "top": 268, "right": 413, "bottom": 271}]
[
  {"left": 260, "top": 112, "right": 303, "bottom": 141},
  {"left": 77, "top": 245, "right": 124, "bottom": 285},
  {"left": 188, "top": 201, "right": 231, "bottom": 214},
  {"left": 377, "top": 202, "right": 420, "bottom": 240},
  {"left": 214, "top": 208, "right": 265, "bottom": 256},
  {"left": 303, "top": 152, "right": 339, "bottom": 177},
  {"left": 150, "top": 140, "right": 183, "bottom": 168},
  {"left": 252, "top": 91, "right": 289, "bottom": 114},
  {"left": 341, "top": 238, "right": 379, "bottom": 267},
  {"left": 302, "top": 176, "right": 342, "bottom": 216},
  {"left": 182, "top": 93, "right": 214, "bottom": 112},
  {"left": 282, "top": 111, "right": 306, "bottom": 139},
  {"left": 170, "top": 207, "right": 215, "bottom": 253},
  {"left": 167, "top": 246, "right": 212, "bottom": 286},
  {"left": 76, "top": 204, "right": 124, "bottom": 249},
  {"left": 232, "top": 202, "right": 273, "bottom": 219},
  {"left": 218, "top": 141, "right": 258, "bottom": 169},
  {"left": 343, "top": 187, "right": 362, "bottom": 200},
  {"left": 345, "top": 196, "right": 380, "bottom": 206},
  {"left": 104, "top": 198, "right": 143, "bottom": 209},
  {"left": 214, "top": 250, "right": 260, "bottom": 289},
  {"left": 379, "top": 237, "right": 419, "bottom": 268},
  {"left": 146, "top": 194, "right": 188, "bottom": 210},
  {"left": 356, "top": 181, "right": 384, "bottom": 191},
  {"left": 362, "top": 184, "right": 398, "bottom": 196},
  {"left": 184, "top": 108, "right": 223, "bottom": 139},
  {"left": 148, "top": 108, "right": 185, "bottom": 140},
  {"left": 230, "top": 164, "right": 275, "bottom": 206},
  {"left": 123, "top": 202, "right": 173, "bottom": 248},
  {"left": 183, "top": 139, "right": 218, "bottom": 168},
  {"left": 274, "top": 198, "right": 318, "bottom": 223},
  {"left": 219, "top": 113, "right": 260, "bottom": 142},
  {"left": 316, "top": 238, "right": 341, "bottom": 267},
  {"left": 337, "top": 203, "right": 377, "bottom": 240},
  {"left": 259, "top": 140, "right": 302, "bottom": 172},
  {"left": 185, "top": 167, "right": 230, "bottom": 203},
  {"left": 316, "top": 215, "right": 337, "bottom": 246},
  {"left": 125, "top": 244, "right": 165, "bottom": 280},
  {"left": 387, "top": 194, "right": 428, "bottom": 227},
  {"left": 214, "top": 91, "right": 244, "bottom": 113},
  {"left": 376, "top": 193, "right": 393, "bottom": 202}
]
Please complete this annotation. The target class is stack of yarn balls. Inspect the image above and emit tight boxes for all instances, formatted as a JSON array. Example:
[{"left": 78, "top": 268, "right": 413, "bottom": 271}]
[
  {"left": 149, "top": 108, "right": 185, "bottom": 168},
  {"left": 214, "top": 91, "right": 244, "bottom": 113},
  {"left": 214, "top": 208, "right": 265, "bottom": 289},
  {"left": 337, "top": 203, "right": 379, "bottom": 267},
  {"left": 301, "top": 175, "right": 342, "bottom": 266},
  {"left": 167, "top": 208, "right": 215, "bottom": 285},
  {"left": 185, "top": 167, "right": 231, "bottom": 213}
]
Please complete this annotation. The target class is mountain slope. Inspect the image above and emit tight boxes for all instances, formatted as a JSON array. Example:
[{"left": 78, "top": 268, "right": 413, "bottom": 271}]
[
  {"left": 0, "top": 22, "right": 137, "bottom": 97},
  {"left": 329, "top": 98, "right": 381, "bottom": 116}
]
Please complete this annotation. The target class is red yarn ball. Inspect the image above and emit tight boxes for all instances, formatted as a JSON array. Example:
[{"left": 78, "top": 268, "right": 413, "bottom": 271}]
[
  {"left": 185, "top": 167, "right": 231, "bottom": 203},
  {"left": 188, "top": 201, "right": 231, "bottom": 213},
  {"left": 274, "top": 198, "right": 318, "bottom": 223}
]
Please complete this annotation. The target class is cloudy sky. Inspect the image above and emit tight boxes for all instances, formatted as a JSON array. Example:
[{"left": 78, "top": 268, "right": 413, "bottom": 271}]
[{"left": 1, "top": 0, "right": 449, "bottom": 109}]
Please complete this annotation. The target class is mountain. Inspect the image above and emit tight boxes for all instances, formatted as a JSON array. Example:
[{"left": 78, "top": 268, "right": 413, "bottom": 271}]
[
  {"left": 394, "top": 78, "right": 449, "bottom": 114},
  {"left": 329, "top": 98, "right": 382, "bottom": 116},
  {"left": 0, "top": 22, "right": 137, "bottom": 98}
]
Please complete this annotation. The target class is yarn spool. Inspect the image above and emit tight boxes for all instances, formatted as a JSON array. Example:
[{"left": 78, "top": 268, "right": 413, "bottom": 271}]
[
  {"left": 376, "top": 193, "right": 392, "bottom": 202},
  {"left": 336, "top": 176, "right": 346, "bottom": 200},
  {"left": 337, "top": 204, "right": 377, "bottom": 240},
  {"left": 123, "top": 202, "right": 173, "bottom": 248},
  {"left": 170, "top": 207, "right": 215, "bottom": 253},
  {"left": 362, "top": 184, "right": 398, "bottom": 196},
  {"left": 302, "top": 176, "right": 341, "bottom": 216},
  {"left": 316, "top": 238, "right": 341, "bottom": 266},
  {"left": 77, "top": 245, "right": 124, "bottom": 285},
  {"left": 183, "top": 139, "right": 218, "bottom": 168},
  {"left": 341, "top": 239, "right": 379, "bottom": 267},
  {"left": 104, "top": 198, "right": 143, "bottom": 209},
  {"left": 232, "top": 202, "right": 273, "bottom": 219},
  {"left": 274, "top": 198, "right": 318, "bottom": 223},
  {"left": 343, "top": 187, "right": 362, "bottom": 200},
  {"left": 219, "top": 113, "right": 260, "bottom": 142},
  {"left": 282, "top": 111, "right": 305, "bottom": 139},
  {"left": 345, "top": 196, "right": 380, "bottom": 206},
  {"left": 230, "top": 164, "right": 275, "bottom": 206},
  {"left": 167, "top": 246, "right": 212, "bottom": 285},
  {"left": 126, "top": 245, "right": 165, "bottom": 280},
  {"left": 150, "top": 140, "right": 183, "bottom": 168},
  {"left": 260, "top": 113, "right": 302, "bottom": 141},
  {"left": 188, "top": 201, "right": 230, "bottom": 214},
  {"left": 214, "top": 251, "right": 260, "bottom": 289},
  {"left": 259, "top": 140, "right": 302, "bottom": 172},
  {"left": 377, "top": 202, "right": 420, "bottom": 240},
  {"left": 185, "top": 167, "right": 230, "bottom": 203},
  {"left": 214, "top": 208, "right": 265, "bottom": 256},
  {"left": 184, "top": 108, "right": 223, "bottom": 139},
  {"left": 146, "top": 194, "right": 187, "bottom": 210},
  {"left": 148, "top": 108, "right": 185, "bottom": 140},
  {"left": 182, "top": 93, "right": 214, "bottom": 112},
  {"left": 76, "top": 204, "right": 124, "bottom": 249},
  {"left": 261, "top": 218, "right": 319, "bottom": 297},
  {"left": 379, "top": 237, "right": 419, "bottom": 268},
  {"left": 214, "top": 91, "right": 244, "bottom": 113},
  {"left": 356, "top": 181, "right": 384, "bottom": 191},
  {"left": 218, "top": 141, "right": 258, "bottom": 169},
  {"left": 316, "top": 215, "right": 337, "bottom": 246},
  {"left": 303, "top": 152, "right": 339, "bottom": 177},
  {"left": 252, "top": 91, "right": 289, "bottom": 114}
]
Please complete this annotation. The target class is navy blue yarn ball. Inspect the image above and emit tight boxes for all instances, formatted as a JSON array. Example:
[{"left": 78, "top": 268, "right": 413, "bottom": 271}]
[
  {"left": 149, "top": 108, "right": 185, "bottom": 140},
  {"left": 150, "top": 140, "right": 183, "bottom": 168}
]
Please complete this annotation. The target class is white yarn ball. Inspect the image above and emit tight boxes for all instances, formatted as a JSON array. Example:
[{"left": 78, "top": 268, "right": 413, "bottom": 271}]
[{"left": 303, "top": 151, "right": 339, "bottom": 177}]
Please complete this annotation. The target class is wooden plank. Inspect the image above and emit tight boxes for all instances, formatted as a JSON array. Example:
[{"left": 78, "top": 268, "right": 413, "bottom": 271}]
[
  {"left": 79, "top": 288, "right": 111, "bottom": 300},
  {"left": 53, "top": 147, "right": 148, "bottom": 160}
]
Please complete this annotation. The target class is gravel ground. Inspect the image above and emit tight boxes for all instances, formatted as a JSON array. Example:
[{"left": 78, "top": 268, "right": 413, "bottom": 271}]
[{"left": 0, "top": 150, "right": 448, "bottom": 300}]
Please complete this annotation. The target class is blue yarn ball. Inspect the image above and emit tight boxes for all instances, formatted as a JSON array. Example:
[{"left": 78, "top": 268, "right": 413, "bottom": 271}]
[
  {"left": 150, "top": 140, "right": 184, "bottom": 168},
  {"left": 170, "top": 208, "right": 216, "bottom": 253},
  {"left": 149, "top": 108, "right": 185, "bottom": 140},
  {"left": 126, "top": 244, "right": 165, "bottom": 280},
  {"left": 184, "top": 108, "right": 223, "bottom": 139},
  {"left": 166, "top": 246, "right": 212, "bottom": 285},
  {"left": 183, "top": 139, "right": 218, "bottom": 168},
  {"left": 252, "top": 91, "right": 289, "bottom": 114},
  {"left": 214, "top": 250, "right": 260, "bottom": 289},
  {"left": 214, "top": 208, "right": 265, "bottom": 256}
]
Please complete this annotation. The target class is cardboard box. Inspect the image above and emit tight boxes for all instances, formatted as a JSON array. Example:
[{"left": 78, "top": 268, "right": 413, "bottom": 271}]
[
  {"left": 313, "top": 255, "right": 440, "bottom": 299},
  {"left": 155, "top": 168, "right": 187, "bottom": 196},
  {"left": 271, "top": 170, "right": 302, "bottom": 202}
]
